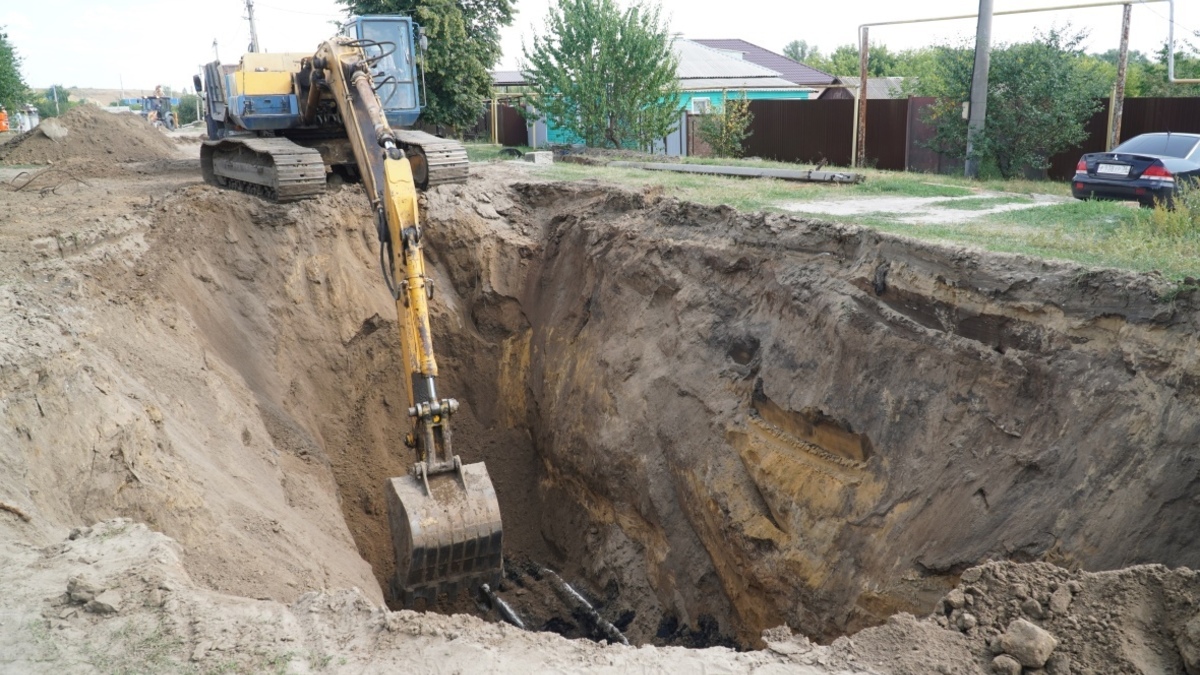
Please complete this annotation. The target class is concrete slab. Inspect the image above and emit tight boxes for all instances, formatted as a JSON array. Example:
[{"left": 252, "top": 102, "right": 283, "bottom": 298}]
[{"left": 608, "top": 161, "right": 862, "bottom": 183}]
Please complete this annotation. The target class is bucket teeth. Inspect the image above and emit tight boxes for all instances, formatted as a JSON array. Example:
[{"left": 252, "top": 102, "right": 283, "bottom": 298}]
[{"left": 386, "top": 462, "right": 503, "bottom": 605}]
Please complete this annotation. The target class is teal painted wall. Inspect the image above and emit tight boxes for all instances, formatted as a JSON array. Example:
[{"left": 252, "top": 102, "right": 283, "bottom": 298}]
[
  {"left": 545, "top": 119, "right": 585, "bottom": 146},
  {"left": 681, "top": 89, "right": 813, "bottom": 113},
  {"left": 539, "top": 88, "right": 814, "bottom": 146}
]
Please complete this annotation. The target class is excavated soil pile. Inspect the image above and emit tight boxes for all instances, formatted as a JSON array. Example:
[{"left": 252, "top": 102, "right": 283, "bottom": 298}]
[
  {"left": 3, "top": 160, "right": 1200, "bottom": 672},
  {"left": 0, "top": 103, "right": 178, "bottom": 165}
]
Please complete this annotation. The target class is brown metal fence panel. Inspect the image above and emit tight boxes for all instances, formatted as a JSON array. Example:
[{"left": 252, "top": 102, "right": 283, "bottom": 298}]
[
  {"left": 475, "top": 103, "right": 529, "bottom": 146},
  {"left": 864, "top": 99, "right": 908, "bottom": 171},
  {"left": 1121, "top": 97, "right": 1200, "bottom": 139},
  {"left": 906, "top": 97, "right": 960, "bottom": 174},
  {"left": 743, "top": 100, "right": 854, "bottom": 166},
  {"left": 497, "top": 105, "right": 528, "bottom": 147},
  {"left": 741, "top": 99, "right": 909, "bottom": 169}
]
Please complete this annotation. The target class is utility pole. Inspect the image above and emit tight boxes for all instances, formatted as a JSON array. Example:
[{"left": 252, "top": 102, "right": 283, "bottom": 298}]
[
  {"left": 246, "top": 0, "right": 261, "bottom": 53},
  {"left": 1109, "top": 3, "right": 1132, "bottom": 150},
  {"left": 856, "top": 27, "right": 869, "bottom": 168},
  {"left": 964, "top": 0, "right": 994, "bottom": 178},
  {"left": 51, "top": 85, "right": 60, "bottom": 116}
]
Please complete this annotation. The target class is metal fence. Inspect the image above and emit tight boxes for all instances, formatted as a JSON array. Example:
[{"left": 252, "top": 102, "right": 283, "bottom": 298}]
[
  {"left": 737, "top": 99, "right": 910, "bottom": 171},
  {"left": 482, "top": 96, "right": 1200, "bottom": 177},
  {"left": 475, "top": 103, "right": 529, "bottom": 147},
  {"left": 726, "top": 97, "right": 1200, "bottom": 181}
]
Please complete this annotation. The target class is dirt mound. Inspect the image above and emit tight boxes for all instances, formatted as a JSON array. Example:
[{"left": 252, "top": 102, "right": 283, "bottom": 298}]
[
  {"left": 0, "top": 104, "right": 179, "bottom": 165},
  {"left": 2, "top": 519, "right": 820, "bottom": 674},
  {"left": 931, "top": 561, "right": 1200, "bottom": 674}
]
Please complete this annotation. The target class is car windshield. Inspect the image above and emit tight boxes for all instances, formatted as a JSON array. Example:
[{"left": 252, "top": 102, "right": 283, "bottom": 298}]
[{"left": 1114, "top": 134, "right": 1200, "bottom": 159}]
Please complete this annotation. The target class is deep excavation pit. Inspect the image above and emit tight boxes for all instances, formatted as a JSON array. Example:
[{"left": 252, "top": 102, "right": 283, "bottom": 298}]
[{"left": 26, "top": 165, "right": 1200, "bottom": 660}]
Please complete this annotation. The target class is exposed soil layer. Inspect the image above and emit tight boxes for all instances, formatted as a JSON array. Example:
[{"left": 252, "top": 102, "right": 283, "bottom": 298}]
[
  {"left": 431, "top": 178, "right": 1200, "bottom": 649},
  {"left": 3, "top": 156, "right": 1200, "bottom": 672}
]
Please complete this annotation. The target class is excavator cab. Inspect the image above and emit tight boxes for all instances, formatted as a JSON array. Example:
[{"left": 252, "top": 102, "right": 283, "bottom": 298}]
[{"left": 340, "top": 16, "right": 423, "bottom": 128}]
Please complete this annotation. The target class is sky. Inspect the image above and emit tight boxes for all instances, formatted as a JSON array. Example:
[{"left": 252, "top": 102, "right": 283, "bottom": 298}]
[{"left": 2, "top": 0, "right": 1197, "bottom": 92}]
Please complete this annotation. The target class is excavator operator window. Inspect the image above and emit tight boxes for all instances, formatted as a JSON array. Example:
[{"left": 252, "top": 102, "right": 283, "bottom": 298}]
[{"left": 358, "top": 18, "right": 416, "bottom": 112}]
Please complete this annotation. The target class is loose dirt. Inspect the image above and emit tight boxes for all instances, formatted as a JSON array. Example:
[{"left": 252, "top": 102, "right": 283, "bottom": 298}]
[
  {"left": 0, "top": 103, "right": 180, "bottom": 165},
  {"left": 2, "top": 144, "right": 1199, "bottom": 673}
]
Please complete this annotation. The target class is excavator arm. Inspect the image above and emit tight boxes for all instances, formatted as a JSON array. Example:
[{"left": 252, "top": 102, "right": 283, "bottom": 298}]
[{"left": 310, "top": 36, "right": 503, "bottom": 605}]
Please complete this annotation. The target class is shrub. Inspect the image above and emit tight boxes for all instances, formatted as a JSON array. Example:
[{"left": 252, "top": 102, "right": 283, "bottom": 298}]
[
  {"left": 1134, "top": 182, "right": 1200, "bottom": 238},
  {"left": 697, "top": 91, "right": 753, "bottom": 158}
]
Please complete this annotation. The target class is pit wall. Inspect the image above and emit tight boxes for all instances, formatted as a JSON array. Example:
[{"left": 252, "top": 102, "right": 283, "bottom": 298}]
[
  {"left": 424, "top": 182, "right": 1200, "bottom": 646},
  {"left": 0, "top": 186, "right": 388, "bottom": 605}
]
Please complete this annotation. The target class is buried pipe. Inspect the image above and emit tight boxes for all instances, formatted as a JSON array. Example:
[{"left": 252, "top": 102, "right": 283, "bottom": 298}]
[
  {"left": 541, "top": 567, "right": 630, "bottom": 646},
  {"left": 481, "top": 584, "right": 526, "bottom": 630}
]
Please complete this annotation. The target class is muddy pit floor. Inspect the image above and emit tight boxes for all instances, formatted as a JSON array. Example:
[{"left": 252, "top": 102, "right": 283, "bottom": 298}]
[{"left": 3, "top": 142, "right": 1200, "bottom": 673}]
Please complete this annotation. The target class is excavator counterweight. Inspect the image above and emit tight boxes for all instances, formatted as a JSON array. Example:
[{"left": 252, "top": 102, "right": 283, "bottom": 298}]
[{"left": 196, "top": 15, "right": 502, "bottom": 604}]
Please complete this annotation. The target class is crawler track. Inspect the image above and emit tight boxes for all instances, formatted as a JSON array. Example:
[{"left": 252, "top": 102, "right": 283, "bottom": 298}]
[
  {"left": 200, "top": 137, "right": 327, "bottom": 202},
  {"left": 396, "top": 130, "right": 470, "bottom": 190}
]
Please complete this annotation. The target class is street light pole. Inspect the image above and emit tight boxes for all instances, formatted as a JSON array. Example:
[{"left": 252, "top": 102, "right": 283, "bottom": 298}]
[
  {"left": 1109, "top": 3, "right": 1132, "bottom": 149},
  {"left": 964, "top": 0, "right": 994, "bottom": 178},
  {"left": 247, "top": 0, "right": 261, "bottom": 53}
]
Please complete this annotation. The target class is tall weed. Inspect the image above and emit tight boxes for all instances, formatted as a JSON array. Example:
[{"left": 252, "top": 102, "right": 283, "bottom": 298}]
[{"left": 1131, "top": 183, "right": 1200, "bottom": 238}]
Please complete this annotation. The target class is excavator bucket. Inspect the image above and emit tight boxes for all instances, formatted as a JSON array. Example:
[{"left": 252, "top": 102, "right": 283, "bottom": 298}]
[{"left": 385, "top": 462, "right": 503, "bottom": 606}]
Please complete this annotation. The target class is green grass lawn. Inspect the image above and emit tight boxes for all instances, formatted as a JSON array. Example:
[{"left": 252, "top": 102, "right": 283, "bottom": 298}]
[
  {"left": 465, "top": 143, "right": 532, "bottom": 163},
  {"left": 464, "top": 143, "right": 1198, "bottom": 279}
]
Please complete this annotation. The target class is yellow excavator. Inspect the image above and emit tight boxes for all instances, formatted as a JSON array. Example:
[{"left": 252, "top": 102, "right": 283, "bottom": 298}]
[{"left": 195, "top": 15, "right": 502, "bottom": 605}]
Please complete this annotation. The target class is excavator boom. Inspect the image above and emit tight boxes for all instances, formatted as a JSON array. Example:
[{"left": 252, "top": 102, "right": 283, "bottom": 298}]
[{"left": 196, "top": 16, "right": 503, "bottom": 604}]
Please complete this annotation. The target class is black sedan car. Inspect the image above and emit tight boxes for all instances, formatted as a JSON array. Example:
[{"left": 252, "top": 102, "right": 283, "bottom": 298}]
[{"left": 1071, "top": 132, "right": 1200, "bottom": 207}]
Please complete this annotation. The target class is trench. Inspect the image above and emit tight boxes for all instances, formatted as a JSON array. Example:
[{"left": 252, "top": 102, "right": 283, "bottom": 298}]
[{"left": 151, "top": 174, "right": 1200, "bottom": 651}]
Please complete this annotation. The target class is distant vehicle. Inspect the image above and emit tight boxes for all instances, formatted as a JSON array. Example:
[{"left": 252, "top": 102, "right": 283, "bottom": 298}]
[
  {"left": 140, "top": 86, "right": 175, "bottom": 130},
  {"left": 1071, "top": 132, "right": 1200, "bottom": 207}
]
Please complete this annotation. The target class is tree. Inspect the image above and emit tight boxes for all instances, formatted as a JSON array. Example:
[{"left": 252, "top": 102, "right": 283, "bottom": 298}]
[
  {"left": 783, "top": 40, "right": 819, "bottom": 64},
  {"left": 32, "top": 85, "right": 78, "bottom": 119},
  {"left": 1134, "top": 42, "right": 1200, "bottom": 97},
  {"left": 0, "top": 28, "right": 28, "bottom": 111},
  {"left": 916, "top": 28, "right": 1109, "bottom": 179},
  {"left": 697, "top": 91, "right": 753, "bottom": 158},
  {"left": 1081, "top": 45, "right": 1200, "bottom": 97},
  {"left": 807, "top": 43, "right": 898, "bottom": 77},
  {"left": 177, "top": 94, "right": 201, "bottom": 126},
  {"left": 522, "top": 0, "right": 681, "bottom": 150},
  {"left": 340, "top": 0, "right": 514, "bottom": 132}
]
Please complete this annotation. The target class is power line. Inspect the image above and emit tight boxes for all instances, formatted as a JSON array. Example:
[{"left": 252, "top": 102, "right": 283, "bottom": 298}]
[
  {"left": 1136, "top": 0, "right": 1200, "bottom": 41},
  {"left": 254, "top": 2, "right": 344, "bottom": 18}
]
